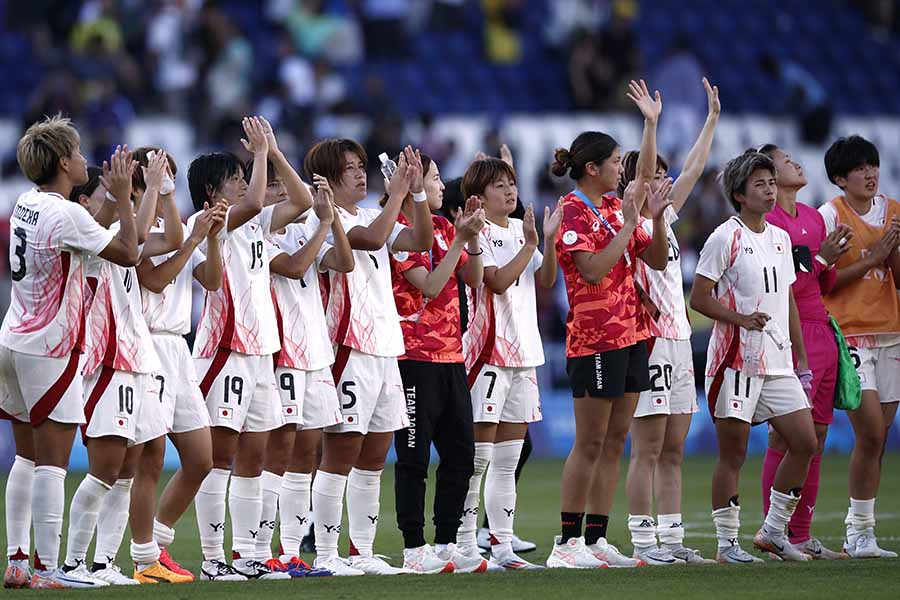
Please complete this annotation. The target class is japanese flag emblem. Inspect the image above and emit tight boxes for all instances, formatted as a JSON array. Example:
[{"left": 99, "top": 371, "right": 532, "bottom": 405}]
[{"left": 774, "top": 242, "right": 784, "bottom": 254}]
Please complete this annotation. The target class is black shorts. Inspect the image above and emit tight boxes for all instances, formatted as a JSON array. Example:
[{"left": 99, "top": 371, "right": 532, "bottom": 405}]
[{"left": 566, "top": 341, "right": 650, "bottom": 398}]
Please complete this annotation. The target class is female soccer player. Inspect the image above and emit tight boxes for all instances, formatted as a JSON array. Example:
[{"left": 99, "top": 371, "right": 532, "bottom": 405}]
[
  {"left": 459, "top": 157, "right": 561, "bottom": 571},
  {"left": 620, "top": 77, "right": 719, "bottom": 565},
  {"left": 819, "top": 135, "right": 900, "bottom": 558},
  {"left": 547, "top": 80, "right": 672, "bottom": 569},
  {"left": 690, "top": 150, "right": 817, "bottom": 563},
  {"left": 756, "top": 143, "right": 851, "bottom": 560},
  {"left": 388, "top": 154, "right": 486, "bottom": 574},
  {"left": 1, "top": 120, "right": 140, "bottom": 590},
  {"left": 189, "top": 116, "right": 311, "bottom": 581},
  {"left": 303, "top": 142, "right": 432, "bottom": 575}
]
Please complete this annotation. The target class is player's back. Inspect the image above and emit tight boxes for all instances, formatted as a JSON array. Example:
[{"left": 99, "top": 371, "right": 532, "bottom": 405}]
[{"left": 1, "top": 189, "right": 113, "bottom": 357}]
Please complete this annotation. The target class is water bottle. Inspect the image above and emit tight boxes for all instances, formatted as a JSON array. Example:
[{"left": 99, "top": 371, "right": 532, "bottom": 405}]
[
  {"left": 742, "top": 329, "right": 764, "bottom": 375},
  {"left": 379, "top": 152, "right": 397, "bottom": 181},
  {"left": 764, "top": 320, "right": 791, "bottom": 351}
]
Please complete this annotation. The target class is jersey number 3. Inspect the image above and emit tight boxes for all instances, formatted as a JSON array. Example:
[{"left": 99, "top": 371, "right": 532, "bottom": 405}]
[{"left": 11, "top": 227, "right": 27, "bottom": 282}]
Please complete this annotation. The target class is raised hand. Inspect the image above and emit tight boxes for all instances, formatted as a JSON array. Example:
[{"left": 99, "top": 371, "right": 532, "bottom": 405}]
[
  {"left": 646, "top": 178, "right": 674, "bottom": 220},
  {"left": 240, "top": 116, "right": 269, "bottom": 156},
  {"left": 143, "top": 149, "right": 169, "bottom": 192},
  {"left": 500, "top": 143, "right": 514, "bottom": 168},
  {"left": 455, "top": 205, "right": 485, "bottom": 242},
  {"left": 404, "top": 146, "right": 424, "bottom": 194},
  {"left": 386, "top": 151, "right": 411, "bottom": 198},
  {"left": 819, "top": 224, "right": 853, "bottom": 265},
  {"left": 621, "top": 180, "right": 640, "bottom": 227},
  {"left": 523, "top": 205, "right": 538, "bottom": 247},
  {"left": 208, "top": 199, "right": 228, "bottom": 237},
  {"left": 258, "top": 115, "right": 279, "bottom": 156},
  {"left": 100, "top": 145, "right": 136, "bottom": 203},
  {"left": 626, "top": 79, "right": 662, "bottom": 123},
  {"left": 543, "top": 198, "right": 563, "bottom": 239},
  {"left": 868, "top": 222, "right": 900, "bottom": 264},
  {"left": 463, "top": 194, "right": 482, "bottom": 216},
  {"left": 190, "top": 202, "right": 216, "bottom": 241},
  {"left": 703, "top": 77, "right": 720, "bottom": 117},
  {"left": 312, "top": 174, "right": 335, "bottom": 225}
]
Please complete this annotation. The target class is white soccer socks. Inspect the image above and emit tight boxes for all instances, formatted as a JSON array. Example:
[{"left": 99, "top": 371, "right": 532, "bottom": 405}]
[
  {"left": 5, "top": 456, "right": 34, "bottom": 560},
  {"left": 93, "top": 478, "right": 133, "bottom": 567},
  {"left": 32, "top": 465, "right": 66, "bottom": 571},
  {"left": 279, "top": 471, "right": 312, "bottom": 559},
  {"left": 458, "top": 442, "right": 493, "bottom": 548},
  {"left": 484, "top": 439, "right": 523, "bottom": 553},
  {"left": 196, "top": 468, "right": 230, "bottom": 562},
  {"left": 130, "top": 540, "right": 161, "bottom": 571},
  {"left": 64, "top": 474, "right": 111, "bottom": 567},
  {"left": 256, "top": 471, "right": 282, "bottom": 560},
  {"left": 712, "top": 502, "right": 740, "bottom": 550},
  {"left": 347, "top": 468, "right": 382, "bottom": 557},
  {"left": 153, "top": 518, "right": 175, "bottom": 548},
  {"left": 627, "top": 514, "right": 657, "bottom": 550},
  {"left": 762, "top": 488, "right": 801, "bottom": 535},
  {"left": 312, "top": 470, "right": 347, "bottom": 560},
  {"left": 845, "top": 497, "right": 876, "bottom": 542},
  {"left": 656, "top": 513, "right": 685, "bottom": 548},
  {"left": 229, "top": 475, "right": 263, "bottom": 560}
]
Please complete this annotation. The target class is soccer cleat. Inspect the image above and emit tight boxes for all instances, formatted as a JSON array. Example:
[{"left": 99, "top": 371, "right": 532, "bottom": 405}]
[
  {"left": 478, "top": 529, "right": 537, "bottom": 554},
  {"left": 159, "top": 548, "right": 194, "bottom": 580},
  {"left": 349, "top": 554, "right": 412, "bottom": 575},
  {"left": 588, "top": 538, "right": 645, "bottom": 567},
  {"left": 314, "top": 556, "right": 365, "bottom": 576},
  {"left": 200, "top": 560, "right": 248, "bottom": 581},
  {"left": 797, "top": 538, "right": 848, "bottom": 560},
  {"left": 233, "top": 558, "right": 291, "bottom": 580},
  {"left": 32, "top": 567, "right": 108, "bottom": 589},
  {"left": 437, "top": 544, "right": 487, "bottom": 574},
  {"left": 753, "top": 529, "right": 810, "bottom": 562},
  {"left": 668, "top": 546, "right": 716, "bottom": 564},
  {"left": 487, "top": 550, "right": 544, "bottom": 570},
  {"left": 844, "top": 529, "right": 898, "bottom": 559},
  {"left": 280, "top": 556, "right": 333, "bottom": 577},
  {"left": 403, "top": 545, "right": 455, "bottom": 574},
  {"left": 4, "top": 560, "right": 31, "bottom": 588},
  {"left": 477, "top": 528, "right": 491, "bottom": 551},
  {"left": 546, "top": 536, "right": 609, "bottom": 569},
  {"left": 633, "top": 546, "right": 684, "bottom": 566},
  {"left": 91, "top": 563, "right": 140, "bottom": 585},
  {"left": 716, "top": 543, "right": 764, "bottom": 564},
  {"left": 134, "top": 561, "right": 193, "bottom": 584}
]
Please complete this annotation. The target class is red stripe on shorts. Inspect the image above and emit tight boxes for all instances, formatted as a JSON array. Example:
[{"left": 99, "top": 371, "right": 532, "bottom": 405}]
[
  {"left": 331, "top": 344, "right": 352, "bottom": 383},
  {"left": 706, "top": 326, "right": 741, "bottom": 420},
  {"left": 199, "top": 346, "right": 233, "bottom": 399},
  {"left": 82, "top": 365, "right": 115, "bottom": 429},
  {"left": 30, "top": 350, "right": 82, "bottom": 427}
]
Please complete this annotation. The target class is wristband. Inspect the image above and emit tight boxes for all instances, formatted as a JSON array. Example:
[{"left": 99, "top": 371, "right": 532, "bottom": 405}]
[
  {"left": 814, "top": 254, "right": 828, "bottom": 266},
  {"left": 412, "top": 190, "right": 427, "bottom": 203},
  {"left": 105, "top": 191, "right": 121, "bottom": 203},
  {"left": 465, "top": 248, "right": 483, "bottom": 255}
]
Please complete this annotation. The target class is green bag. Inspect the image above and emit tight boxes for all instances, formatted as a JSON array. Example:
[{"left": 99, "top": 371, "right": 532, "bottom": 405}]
[{"left": 830, "top": 316, "right": 861, "bottom": 411}]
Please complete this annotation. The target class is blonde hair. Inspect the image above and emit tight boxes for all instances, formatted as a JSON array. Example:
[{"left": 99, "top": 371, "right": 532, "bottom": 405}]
[{"left": 16, "top": 115, "right": 81, "bottom": 185}]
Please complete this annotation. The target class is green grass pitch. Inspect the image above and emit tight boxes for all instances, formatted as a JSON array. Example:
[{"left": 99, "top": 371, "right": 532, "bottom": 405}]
[{"left": 2, "top": 455, "right": 898, "bottom": 598}]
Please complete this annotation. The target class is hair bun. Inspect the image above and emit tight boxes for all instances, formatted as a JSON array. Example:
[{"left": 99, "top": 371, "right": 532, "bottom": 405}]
[{"left": 551, "top": 147, "right": 572, "bottom": 177}]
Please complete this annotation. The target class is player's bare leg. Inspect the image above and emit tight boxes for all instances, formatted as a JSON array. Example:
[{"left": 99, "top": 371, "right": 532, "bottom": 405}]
[
  {"left": 711, "top": 418, "right": 759, "bottom": 563},
  {"left": 626, "top": 414, "right": 675, "bottom": 565}
]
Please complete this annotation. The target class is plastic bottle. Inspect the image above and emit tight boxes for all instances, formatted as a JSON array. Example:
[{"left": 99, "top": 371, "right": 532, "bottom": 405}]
[{"left": 379, "top": 152, "right": 396, "bottom": 181}]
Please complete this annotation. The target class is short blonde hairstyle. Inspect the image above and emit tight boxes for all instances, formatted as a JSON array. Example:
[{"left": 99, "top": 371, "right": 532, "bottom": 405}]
[{"left": 16, "top": 115, "right": 81, "bottom": 185}]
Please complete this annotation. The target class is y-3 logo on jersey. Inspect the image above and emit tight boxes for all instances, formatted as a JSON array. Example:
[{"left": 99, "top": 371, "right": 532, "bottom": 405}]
[{"left": 492, "top": 239, "right": 503, "bottom": 247}]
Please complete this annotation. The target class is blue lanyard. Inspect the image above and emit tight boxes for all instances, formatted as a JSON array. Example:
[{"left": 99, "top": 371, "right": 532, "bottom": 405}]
[{"left": 571, "top": 189, "right": 631, "bottom": 267}]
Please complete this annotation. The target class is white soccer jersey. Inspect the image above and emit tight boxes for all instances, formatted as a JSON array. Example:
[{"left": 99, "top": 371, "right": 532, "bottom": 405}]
[
  {"left": 268, "top": 222, "right": 335, "bottom": 371},
  {"left": 141, "top": 219, "right": 207, "bottom": 335},
  {"left": 695, "top": 216, "right": 796, "bottom": 377},
  {"left": 463, "top": 218, "right": 545, "bottom": 369},
  {"left": 306, "top": 205, "right": 405, "bottom": 357},
  {"left": 636, "top": 207, "right": 691, "bottom": 340},
  {"left": 190, "top": 205, "right": 281, "bottom": 358},
  {"left": 83, "top": 251, "right": 161, "bottom": 376},
  {"left": 0, "top": 189, "right": 114, "bottom": 357}
]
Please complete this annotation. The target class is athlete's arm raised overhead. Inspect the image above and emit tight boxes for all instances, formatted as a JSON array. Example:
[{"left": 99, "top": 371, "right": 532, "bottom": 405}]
[
  {"left": 260, "top": 116, "right": 314, "bottom": 232},
  {"left": 137, "top": 201, "right": 226, "bottom": 293},
  {"left": 670, "top": 78, "right": 720, "bottom": 213},
  {"left": 536, "top": 199, "right": 563, "bottom": 289},
  {"left": 626, "top": 79, "right": 662, "bottom": 212},
  {"left": 97, "top": 145, "right": 141, "bottom": 266},
  {"left": 226, "top": 116, "right": 268, "bottom": 231},
  {"left": 403, "top": 199, "right": 485, "bottom": 299},
  {"left": 638, "top": 178, "right": 674, "bottom": 271}
]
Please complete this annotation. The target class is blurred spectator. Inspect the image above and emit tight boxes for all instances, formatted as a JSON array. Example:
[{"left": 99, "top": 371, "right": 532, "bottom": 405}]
[
  {"left": 482, "top": 0, "right": 524, "bottom": 64},
  {"left": 146, "top": 0, "right": 200, "bottom": 113},
  {"left": 543, "top": 0, "right": 608, "bottom": 49},
  {"left": 282, "top": 0, "right": 362, "bottom": 64},
  {"left": 82, "top": 76, "right": 136, "bottom": 164},
  {"left": 650, "top": 37, "right": 706, "bottom": 163},
  {"left": 758, "top": 53, "right": 832, "bottom": 145},
  {"left": 356, "top": 0, "right": 411, "bottom": 59},
  {"left": 567, "top": 6, "right": 640, "bottom": 110},
  {"left": 428, "top": 0, "right": 468, "bottom": 31},
  {"left": 203, "top": 11, "right": 254, "bottom": 119}
]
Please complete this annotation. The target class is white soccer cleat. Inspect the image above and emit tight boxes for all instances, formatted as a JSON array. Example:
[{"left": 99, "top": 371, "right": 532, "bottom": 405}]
[
  {"left": 313, "top": 556, "right": 364, "bottom": 576},
  {"left": 62, "top": 564, "right": 111, "bottom": 587},
  {"left": 91, "top": 563, "right": 140, "bottom": 585},
  {"left": 512, "top": 534, "right": 537, "bottom": 553},
  {"left": 31, "top": 566, "right": 108, "bottom": 589},
  {"left": 403, "top": 545, "right": 455, "bottom": 574},
  {"left": 437, "top": 544, "right": 486, "bottom": 574},
  {"left": 4, "top": 560, "right": 32, "bottom": 589},
  {"left": 488, "top": 550, "right": 544, "bottom": 571},
  {"left": 668, "top": 546, "right": 716, "bottom": 564},
  {"left": 588, "top": 538, "right": 645, "bottom": 567},
  {"left": 200, "top": 559, "right": 248, "bottom": 581},
  {"left": 546, "top": 536, "right": 609, "bottom": 569},
  {"left": 232, "top": 558, "right": 291, "bottom": 580},
  {"left": 633, "top": 545, "right": 684, "bottom": 566},
  {"left": 716, "top": 542, "right": 764, "bottom": 564},
  {"left": 477, "top": 528, "right": 491, "bottom": 551},
  {"left": 753, "top": 529, "right": 810, "bottom": 562},
  {"left": 796, "top": 538, "right": 848, "bottom": 560},
  {"left": 348, "top": 554, "right": 410, "bottom": 575},
  {"left": 844, "top": 529, "right": 898, "bottom": 559}
]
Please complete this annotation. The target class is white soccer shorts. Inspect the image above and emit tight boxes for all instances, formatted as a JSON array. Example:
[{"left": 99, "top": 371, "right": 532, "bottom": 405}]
[
  {"left": 326, "top": 348, "right": 408, "bottom": 435},
  {"left": 274, "top": 365, "right": 342, "bottom": 430},
  {"left": 84, "top": 368, "right": 167, "bottom": 444},
  {"left": 706, "top": 368, "right": 810, "bottom": 424},
  {"left": 848, "top": 343, "right": 900, "bottom": 403},
  {"left": 152, "top": 334, "right": 211, "bottom": 434},
  {"left": 468, "top": 364, "right": 542, "bottom": 424},
  {"left": 0, "top": 346, "right": 85, "bottom": 426},
  {"left": 635, "top": 338, "right": 698, "bottom": 418}
]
